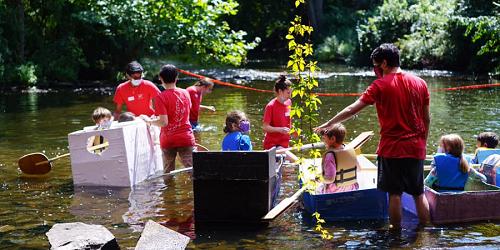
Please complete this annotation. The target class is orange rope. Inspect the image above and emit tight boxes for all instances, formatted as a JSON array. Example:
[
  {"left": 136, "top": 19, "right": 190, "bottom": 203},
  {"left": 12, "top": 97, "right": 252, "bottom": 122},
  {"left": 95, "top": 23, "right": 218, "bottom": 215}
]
[
  {"left": 178, "top": 69, "right": 274, "bottom": 93},
  {"left": 178, "top": 69, "right": 499, "bottom": 96},
  {"left": 433, "top": 83, "right": 500, "bottom": 91}
]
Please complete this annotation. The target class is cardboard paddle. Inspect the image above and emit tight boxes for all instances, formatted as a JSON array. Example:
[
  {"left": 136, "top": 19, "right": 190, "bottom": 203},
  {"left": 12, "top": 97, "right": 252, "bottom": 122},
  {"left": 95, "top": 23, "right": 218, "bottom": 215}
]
[{"left": 18, "top": 142, "right": 109, "bottom": 175}]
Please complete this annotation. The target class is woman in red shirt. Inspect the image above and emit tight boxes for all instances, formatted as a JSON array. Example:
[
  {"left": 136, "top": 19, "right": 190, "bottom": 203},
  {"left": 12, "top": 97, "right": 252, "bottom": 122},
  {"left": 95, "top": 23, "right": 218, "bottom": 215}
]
[{"left": 262, "top": 74, "right": 298, "bottom": 162}]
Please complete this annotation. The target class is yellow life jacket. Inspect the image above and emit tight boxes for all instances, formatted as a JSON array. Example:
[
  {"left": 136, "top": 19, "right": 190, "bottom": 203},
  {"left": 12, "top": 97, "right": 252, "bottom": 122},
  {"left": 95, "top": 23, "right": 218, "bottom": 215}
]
[{"left": 322, "top": 146, "right": 358, "bottom": 187}]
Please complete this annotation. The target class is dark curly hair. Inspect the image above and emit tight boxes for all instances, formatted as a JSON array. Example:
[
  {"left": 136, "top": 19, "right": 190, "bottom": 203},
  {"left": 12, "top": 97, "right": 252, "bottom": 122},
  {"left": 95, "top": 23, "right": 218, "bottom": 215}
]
[
  {"left": 370, "top": 43, "right": 400, "bottom": 67},
  {"left": 274, "top": 74, "right": 292, "bottom": 92}
]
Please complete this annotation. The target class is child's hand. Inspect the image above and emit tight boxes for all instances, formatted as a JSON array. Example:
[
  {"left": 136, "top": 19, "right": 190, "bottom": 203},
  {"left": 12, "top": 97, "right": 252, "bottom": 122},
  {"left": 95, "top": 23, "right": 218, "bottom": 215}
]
[{"left": 279, "top": 127, "right": 290, "bottom": 134}]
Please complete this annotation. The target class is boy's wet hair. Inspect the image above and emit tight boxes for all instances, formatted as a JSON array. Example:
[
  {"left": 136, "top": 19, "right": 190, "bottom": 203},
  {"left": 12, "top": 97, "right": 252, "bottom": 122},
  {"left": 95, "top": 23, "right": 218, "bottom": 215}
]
[
  {"left": 159, "top": 64, "right": 178, "bottom": 84},
  {"left": 322, "top": 123, "right": 346, "bottom": 143},
  {"left": 370, "top": 43, "right": 400, "bottom": 67},
  {"left": 224, "top": 110, "right": 246, "bottom": 133},
  {"left": 92, "top": 107, "right": 112, "bottom": 123},
  {"left": 118, "top": 112, "right": 135, "bottom": 123},
  {"left": 477, "top": 132, "right": 499, "bottom": 148},
  {"left": 274, "top": 74, "right": 292, "bottom": 92}
]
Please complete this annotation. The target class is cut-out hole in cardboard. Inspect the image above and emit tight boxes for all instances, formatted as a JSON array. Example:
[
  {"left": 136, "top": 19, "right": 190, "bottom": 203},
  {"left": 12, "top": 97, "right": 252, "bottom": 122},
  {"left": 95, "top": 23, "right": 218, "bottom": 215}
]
[{"left": 86, "top": 135, "right": 109, "bottom": 155}]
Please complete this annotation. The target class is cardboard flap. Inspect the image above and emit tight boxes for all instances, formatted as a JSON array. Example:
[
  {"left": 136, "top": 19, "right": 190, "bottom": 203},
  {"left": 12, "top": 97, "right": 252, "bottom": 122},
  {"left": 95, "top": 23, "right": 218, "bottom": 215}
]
[{"left": 347, "top": 131, "right": 374, "bottom": 149}]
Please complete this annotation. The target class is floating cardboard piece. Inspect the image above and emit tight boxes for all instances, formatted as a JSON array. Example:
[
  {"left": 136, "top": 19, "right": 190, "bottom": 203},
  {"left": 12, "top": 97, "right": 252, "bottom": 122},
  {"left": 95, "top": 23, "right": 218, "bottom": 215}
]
[
  {"left": 68, "top": 121, "right": 163, "bottom": 187},
  {"left": 135, "top": 220, "right": 190, "bottom": 250}
]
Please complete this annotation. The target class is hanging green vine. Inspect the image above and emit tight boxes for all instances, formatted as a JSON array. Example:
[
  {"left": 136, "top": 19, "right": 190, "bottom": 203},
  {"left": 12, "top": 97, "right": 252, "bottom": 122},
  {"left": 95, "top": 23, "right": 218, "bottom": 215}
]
[{"left": 286, "top": 0, "right": 332, "bottom": 240}]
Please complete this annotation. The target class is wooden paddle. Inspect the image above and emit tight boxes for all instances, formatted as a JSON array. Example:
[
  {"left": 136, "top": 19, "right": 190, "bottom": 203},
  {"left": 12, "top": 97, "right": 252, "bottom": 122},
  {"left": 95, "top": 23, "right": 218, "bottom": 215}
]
[
  {"left": 18, "top": 142, "right": 109, "bottom": 175},
  {"left": 262, "top": 186, "right": 307, "bottom": 221}
]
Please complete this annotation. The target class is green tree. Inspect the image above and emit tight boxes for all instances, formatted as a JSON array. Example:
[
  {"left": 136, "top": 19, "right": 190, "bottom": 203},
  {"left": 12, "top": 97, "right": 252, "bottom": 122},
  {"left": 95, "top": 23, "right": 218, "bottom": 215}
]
[{"left": 0, "top": 0, "right": 258, "bottom": 86}]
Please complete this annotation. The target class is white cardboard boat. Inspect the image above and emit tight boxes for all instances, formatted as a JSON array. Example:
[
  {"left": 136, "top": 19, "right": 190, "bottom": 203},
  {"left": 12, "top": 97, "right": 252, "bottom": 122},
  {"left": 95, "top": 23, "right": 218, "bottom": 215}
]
[{"left": 67, "top": 120, "right": 163, "bottom": 187}]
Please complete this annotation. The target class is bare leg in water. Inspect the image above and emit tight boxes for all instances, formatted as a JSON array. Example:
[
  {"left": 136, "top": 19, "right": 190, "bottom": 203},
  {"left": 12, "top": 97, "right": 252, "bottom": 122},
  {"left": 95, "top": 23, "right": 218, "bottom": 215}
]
[
  {"left": 389, "top": 194, "right": 402, "bottom": 229},
  {"left": 413, "top": 193, "right": 430, "bottom": 225}
]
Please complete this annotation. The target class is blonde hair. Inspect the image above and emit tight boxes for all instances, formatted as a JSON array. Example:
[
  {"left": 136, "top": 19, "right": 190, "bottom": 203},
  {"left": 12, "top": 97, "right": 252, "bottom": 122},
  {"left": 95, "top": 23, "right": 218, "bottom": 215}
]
[
  {"left": 92, "top": 107, "right": 112, "bottom": 123},
  {"left": 440, "top": 134, "right": 469, "bottom": 173}
]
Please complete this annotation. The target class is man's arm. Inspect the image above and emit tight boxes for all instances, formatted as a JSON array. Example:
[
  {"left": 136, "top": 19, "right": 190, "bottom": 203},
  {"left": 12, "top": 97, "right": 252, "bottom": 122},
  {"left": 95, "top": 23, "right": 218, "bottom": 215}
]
[
  {"left": 200, "top": 104, "right": 216, "bottom": 112},
  {"left": 423, "top": 104, "right": 430, "bottom": 140},
  {"left": 144, "top": 114, "right": 168, "bottom": 127},
  {"left": 314, "top": 99, "right": 368, "bottom": 132},
  {"left": 114, "top": 103, "right": 122, "bottom": 120}
]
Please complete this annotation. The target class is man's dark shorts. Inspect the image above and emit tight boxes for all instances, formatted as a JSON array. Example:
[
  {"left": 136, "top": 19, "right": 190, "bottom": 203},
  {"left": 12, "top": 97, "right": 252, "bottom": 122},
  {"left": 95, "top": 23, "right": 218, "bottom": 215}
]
[{"left": 377, "top": 157, "right": 425, "bottom": 196}]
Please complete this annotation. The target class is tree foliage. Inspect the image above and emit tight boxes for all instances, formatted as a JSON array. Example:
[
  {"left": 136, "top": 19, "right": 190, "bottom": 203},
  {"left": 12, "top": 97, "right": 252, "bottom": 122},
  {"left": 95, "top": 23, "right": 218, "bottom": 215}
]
[
  {"left": 0, "top": 0, "right": 258, "bottom": 86},
  {"left": 354, "top": 0, "right": 499, "bottom": 73}
]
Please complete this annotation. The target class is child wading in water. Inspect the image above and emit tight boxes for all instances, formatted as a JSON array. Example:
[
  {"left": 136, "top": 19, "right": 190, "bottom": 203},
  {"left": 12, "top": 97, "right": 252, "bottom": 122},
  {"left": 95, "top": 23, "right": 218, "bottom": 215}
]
[
  {"left": 317, "top": 123, "right": 359, "bottom": 194},
  {"left": 221, "top": 111, "right": 252, "bottom": 151}
]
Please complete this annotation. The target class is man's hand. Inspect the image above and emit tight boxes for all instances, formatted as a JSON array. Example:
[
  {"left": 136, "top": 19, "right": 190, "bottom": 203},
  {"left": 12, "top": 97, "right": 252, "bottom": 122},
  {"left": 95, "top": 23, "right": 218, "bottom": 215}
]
[{"left": 206, "top": 105, "right": 216, "bottom": 112}]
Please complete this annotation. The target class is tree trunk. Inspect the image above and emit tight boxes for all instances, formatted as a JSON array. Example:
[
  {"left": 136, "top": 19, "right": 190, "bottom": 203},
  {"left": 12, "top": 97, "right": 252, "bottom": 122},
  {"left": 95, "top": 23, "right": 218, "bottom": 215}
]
[
  {"left": 7, "top": 0, "right": 25, "bottom": 63},
  {"left": 307, "top": 0, "right": 323, "bottom": 32}
]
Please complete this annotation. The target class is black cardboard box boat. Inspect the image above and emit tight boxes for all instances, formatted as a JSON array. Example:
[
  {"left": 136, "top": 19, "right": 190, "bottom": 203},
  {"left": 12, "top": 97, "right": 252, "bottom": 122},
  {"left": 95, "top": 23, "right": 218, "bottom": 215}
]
[{"left": 193, "top": 149, "right": 278, "bottom": 225}]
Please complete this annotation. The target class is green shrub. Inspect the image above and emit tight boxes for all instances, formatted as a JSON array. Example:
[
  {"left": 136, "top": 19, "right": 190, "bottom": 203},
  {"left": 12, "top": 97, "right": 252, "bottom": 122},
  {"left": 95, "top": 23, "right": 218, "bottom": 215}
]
[
  {"left": 316, "top": 35, "right": 356, "bottom": 62},
  {"left": 16, "top": 62, "right": 38, "bottom": 87}
]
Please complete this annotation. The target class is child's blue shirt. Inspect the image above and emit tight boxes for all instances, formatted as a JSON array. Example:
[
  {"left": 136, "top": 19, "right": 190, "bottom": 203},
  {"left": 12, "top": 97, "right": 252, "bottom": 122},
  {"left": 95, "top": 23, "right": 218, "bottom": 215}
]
[{"left": 222, "top": 131, "right": 252, "bottom": 151}]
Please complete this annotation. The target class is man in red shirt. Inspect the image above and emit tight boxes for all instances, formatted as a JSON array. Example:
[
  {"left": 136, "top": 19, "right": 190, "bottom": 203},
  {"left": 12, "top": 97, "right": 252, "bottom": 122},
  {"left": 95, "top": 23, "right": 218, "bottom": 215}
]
[
  {"left": 315, "top": 43, "right": 430, "bottom": 229},
  {"left": 113, "top": 61, "right": 161, "bottom": 119},
  {"left": 145, "top": 64, "right": 195, "bottom": 172},
  {"left": 186, "top": 78, "right": 215, "bottom": 130}
]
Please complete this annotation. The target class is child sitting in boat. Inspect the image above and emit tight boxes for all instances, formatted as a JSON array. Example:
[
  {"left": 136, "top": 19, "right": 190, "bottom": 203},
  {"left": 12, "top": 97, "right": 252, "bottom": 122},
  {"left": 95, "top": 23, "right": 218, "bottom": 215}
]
[
  {"left": 317, "top": 123, "right": 359, "bottom": 194},
  {"left": 221, "top": 110, "right": 252, "bottom": 151},
  {"left": 471, "top": 132, "right": 499, "bottom": 164},
  {"left": 92, "top": 107, "right": 113, "bottom": 130},
  {"left": 88, "top": 107, "right": 113, "bottom": 153},
  {"left": 425, "top": 134, "right": 486, "bottom": 192}
]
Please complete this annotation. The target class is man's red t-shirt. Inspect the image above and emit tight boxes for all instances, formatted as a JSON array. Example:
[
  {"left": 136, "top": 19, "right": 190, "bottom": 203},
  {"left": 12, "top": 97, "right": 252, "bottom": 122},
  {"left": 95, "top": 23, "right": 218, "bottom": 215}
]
[
  {"left": 186, "top": 86, "right": 201, "bottom": 123},
  {"left": 113, "top": 80, "right": 161, "bottom": 116},
  {"left": 154, "top": 88, "right": 195, "bottom": 149},
  {"left": 263, "top": 98, "right": 292, "bottom": 149},
  {"left": 360, "top": 72, "right": 430, "bottom": 160}
]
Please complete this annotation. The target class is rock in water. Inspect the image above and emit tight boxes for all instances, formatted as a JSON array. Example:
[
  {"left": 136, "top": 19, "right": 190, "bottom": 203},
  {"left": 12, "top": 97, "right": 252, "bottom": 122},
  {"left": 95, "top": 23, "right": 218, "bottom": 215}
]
[
  {"left": 135, "top": 220, "right": 190, "bottom": 250},
  {"left": 46, "top": 222, "right": 119, "bottom": 250}
]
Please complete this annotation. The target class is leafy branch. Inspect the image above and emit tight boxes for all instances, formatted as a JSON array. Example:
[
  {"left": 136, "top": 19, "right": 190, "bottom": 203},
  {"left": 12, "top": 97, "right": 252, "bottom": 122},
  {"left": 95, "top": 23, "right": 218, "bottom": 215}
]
[{"left": 286, "top": 0, "right": 331, "bottom": 240}]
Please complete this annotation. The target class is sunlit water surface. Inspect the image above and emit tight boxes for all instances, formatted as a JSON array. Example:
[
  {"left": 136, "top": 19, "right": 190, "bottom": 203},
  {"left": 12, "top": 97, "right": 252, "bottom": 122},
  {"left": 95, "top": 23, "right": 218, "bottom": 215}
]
[{"left": 1, "top": 64, "right": 499, "bottom": 249}]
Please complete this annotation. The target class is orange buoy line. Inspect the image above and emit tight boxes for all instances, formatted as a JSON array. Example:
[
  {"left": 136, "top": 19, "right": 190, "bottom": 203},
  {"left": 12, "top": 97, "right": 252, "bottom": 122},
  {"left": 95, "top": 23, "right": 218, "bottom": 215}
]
[
  {"left": 178, "top": 69, "right": 274, "bottom": 93},
  {"left": 433, "top": 83, "right": 500, "bottom": 91},
  {"left": 178, "top": 69, "right": 499, "bottom": 96}
]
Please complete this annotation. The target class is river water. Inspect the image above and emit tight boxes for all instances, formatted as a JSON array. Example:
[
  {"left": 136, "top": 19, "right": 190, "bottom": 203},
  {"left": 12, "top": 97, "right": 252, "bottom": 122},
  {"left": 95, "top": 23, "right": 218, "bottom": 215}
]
[{"left": 0, "top": 64, "right": 499, "bottom": 248}]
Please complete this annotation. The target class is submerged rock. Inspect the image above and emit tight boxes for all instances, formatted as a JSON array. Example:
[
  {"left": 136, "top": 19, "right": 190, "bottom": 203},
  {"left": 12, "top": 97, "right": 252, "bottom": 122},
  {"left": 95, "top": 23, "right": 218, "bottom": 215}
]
[
  {"left": 46, "top": 222, "right": 119, "bottom": 250},
  {"left": 135, "top": 220, "right": 190, "bottom": 250}
]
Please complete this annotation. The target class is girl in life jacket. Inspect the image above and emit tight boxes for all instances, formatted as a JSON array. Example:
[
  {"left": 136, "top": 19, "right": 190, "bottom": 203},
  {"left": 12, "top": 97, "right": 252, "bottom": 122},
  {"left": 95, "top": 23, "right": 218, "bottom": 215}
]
[
  {"left": 317, "top": 123, "right": 360, "bottom": 194},
  {"left": 424, "top": 134, "right": 486, "bottom": 192}
]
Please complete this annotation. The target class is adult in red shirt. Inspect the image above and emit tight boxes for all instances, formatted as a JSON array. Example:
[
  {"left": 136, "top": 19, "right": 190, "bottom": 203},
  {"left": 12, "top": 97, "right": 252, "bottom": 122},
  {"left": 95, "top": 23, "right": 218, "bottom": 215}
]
[
  {"left": 145, "top": 64, "right": 195, "bottom": 173},
  {"left": 113, "top": 61, "right": 161, "bottom": 119},
  {"left": 315, "top": 43, "right": 430, "bottom": 229},
  {"left": 186, "top": 78, "right": 215, "bottom": 130},
  {"left": 263, "top": 75, "right": 298, "bottom": 161}
]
